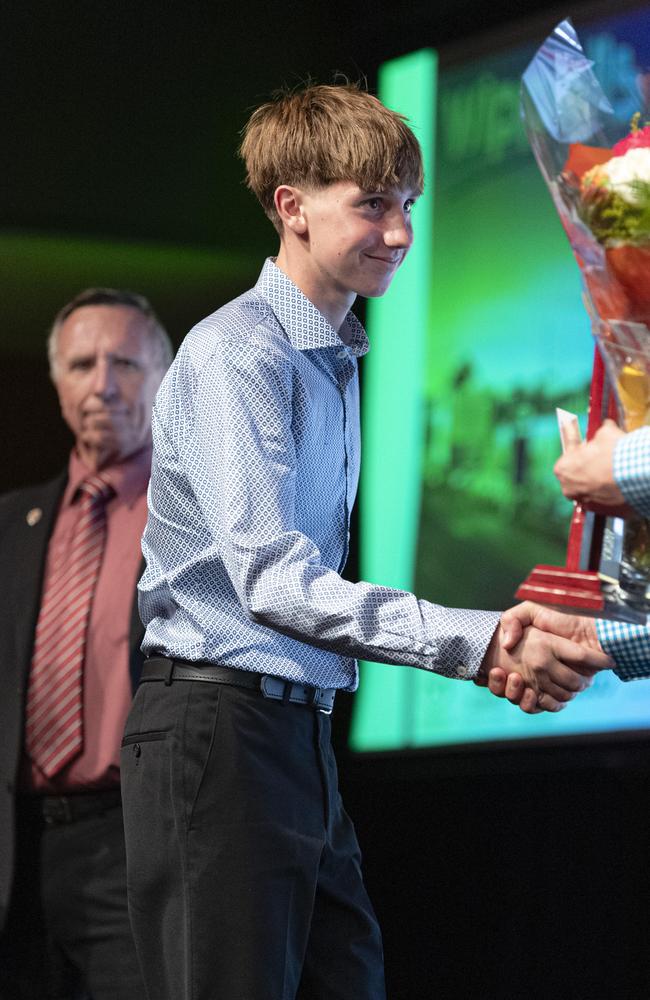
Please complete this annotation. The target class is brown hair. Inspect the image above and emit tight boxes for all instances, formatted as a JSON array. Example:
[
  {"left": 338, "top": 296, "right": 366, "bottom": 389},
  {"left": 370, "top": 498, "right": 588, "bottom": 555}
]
[{"left": 239, "top": 83, "right": 424, "bottom": 232}]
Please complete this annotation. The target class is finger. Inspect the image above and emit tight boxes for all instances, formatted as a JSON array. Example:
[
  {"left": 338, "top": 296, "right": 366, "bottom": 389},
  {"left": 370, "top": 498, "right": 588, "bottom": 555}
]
[
  {"left": 487, "top": 668, "right": 507, "bottom": 696},
  {"left": 500, "top": 602, "right": 534, "bottom": 647},
  {"left": 532, "top": 607, "right": 582, "bottom": 640},
  {"left": 551, "top": 636, "right": 614, "bottom": 674},
  {"left": 518, "top": 688, "right": 542, "bottom": 713},
  {"left": 536, "top": 691, "right": 567, "bottom": 713},
  {"left": 504, "top": 673, "right": 525, "bottom": 704},
  {"left": 536, "top": 676, "right": 580, "bottom": 702},
  {"left": 525, "top": 643, "right": 595, "bottom": 694},
  {"left": 501, "top": 623, "right": 523, "bottom": 651}
]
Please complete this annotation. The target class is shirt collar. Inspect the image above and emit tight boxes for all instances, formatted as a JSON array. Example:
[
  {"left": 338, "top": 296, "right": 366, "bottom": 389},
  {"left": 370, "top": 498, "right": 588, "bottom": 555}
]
[
  {"left": 254, "top": 258, "right": 369, "bottom": 358},
  {"left": 62, "top": 445, "right": 152, "bottom": 509}
]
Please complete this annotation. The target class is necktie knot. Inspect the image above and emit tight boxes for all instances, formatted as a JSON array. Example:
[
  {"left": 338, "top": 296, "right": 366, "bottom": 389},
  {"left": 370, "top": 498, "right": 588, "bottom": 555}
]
[{"left": 77, "top": 476, "right": 115, "bottom": 506}]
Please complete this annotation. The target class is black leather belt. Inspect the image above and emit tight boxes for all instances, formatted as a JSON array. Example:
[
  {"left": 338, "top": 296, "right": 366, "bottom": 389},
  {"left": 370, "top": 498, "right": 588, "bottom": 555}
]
[
  {"left": 22, "top": 788, "right": 122, "bottom": 826},
  {"left": 141, "top": 656, "right": 336, "bottom": 714}
]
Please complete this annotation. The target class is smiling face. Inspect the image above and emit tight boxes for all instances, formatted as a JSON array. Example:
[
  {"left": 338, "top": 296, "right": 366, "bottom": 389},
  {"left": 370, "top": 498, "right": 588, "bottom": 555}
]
[
  {"left": 275, "top": 180, "right": 418, "bottom": 331},
  {"left": 52, "top": 304, "right": 165, "bottom": 471}
]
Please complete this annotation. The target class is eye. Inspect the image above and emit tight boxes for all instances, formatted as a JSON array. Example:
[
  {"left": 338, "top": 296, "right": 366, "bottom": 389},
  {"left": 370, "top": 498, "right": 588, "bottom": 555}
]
[
  {"left": 404, "top": 198, "right": 415, "bottom": 214},
  {"left": 69, "top": 358, "right": 94, "bottom": 372},
  {"left": 114, "top": 358, "right": 140, "bottom": 371},
  {"left": 364, "top": 197, "right": 383, "bottom": 211}
]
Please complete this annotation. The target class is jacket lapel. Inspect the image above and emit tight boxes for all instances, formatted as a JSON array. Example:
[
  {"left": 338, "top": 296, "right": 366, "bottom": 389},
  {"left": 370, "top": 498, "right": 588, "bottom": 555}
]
[
  {"left": 11, "top": 473, "right": 67, "bottom": 683},
  {"left": 11, "top": 473, "right": 146, "bottom": 693}
]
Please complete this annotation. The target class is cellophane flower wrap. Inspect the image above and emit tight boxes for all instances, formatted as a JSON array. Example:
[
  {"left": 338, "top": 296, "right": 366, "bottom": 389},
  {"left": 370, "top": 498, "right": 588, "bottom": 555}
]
[{"left": 522, "top": 18, "right": 650, "bottom": 583}]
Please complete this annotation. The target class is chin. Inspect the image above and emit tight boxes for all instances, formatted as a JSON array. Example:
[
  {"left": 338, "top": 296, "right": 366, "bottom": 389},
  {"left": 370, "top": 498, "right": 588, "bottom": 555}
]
[
  {"left": 81, "top": 436, "right": 120, "bottom": 459},
  {"left": 360, "top": 280, "right": 394, "bottom": 299}
]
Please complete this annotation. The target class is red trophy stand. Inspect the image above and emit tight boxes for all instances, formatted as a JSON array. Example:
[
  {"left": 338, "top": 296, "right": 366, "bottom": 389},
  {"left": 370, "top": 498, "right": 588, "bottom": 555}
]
[{"left": 515, "top": 347, "right": 644, "bottom": 621}]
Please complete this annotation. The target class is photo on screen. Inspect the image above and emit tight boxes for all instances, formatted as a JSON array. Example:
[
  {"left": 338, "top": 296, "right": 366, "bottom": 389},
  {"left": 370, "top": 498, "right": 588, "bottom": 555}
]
[{"left": 351, "top": 4, "right": 650, "bottom": 752}]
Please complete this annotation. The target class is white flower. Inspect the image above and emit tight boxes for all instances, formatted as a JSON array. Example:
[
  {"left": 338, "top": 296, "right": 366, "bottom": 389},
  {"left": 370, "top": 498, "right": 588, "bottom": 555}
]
[{"left": 603, "top": 147, "right": 650, "bottom": 205}]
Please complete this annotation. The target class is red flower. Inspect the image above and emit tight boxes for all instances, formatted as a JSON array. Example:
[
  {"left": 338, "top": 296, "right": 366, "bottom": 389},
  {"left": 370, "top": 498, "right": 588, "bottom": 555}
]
[{"left": 612, "top": 124, "right": 650, "bottom": 156}]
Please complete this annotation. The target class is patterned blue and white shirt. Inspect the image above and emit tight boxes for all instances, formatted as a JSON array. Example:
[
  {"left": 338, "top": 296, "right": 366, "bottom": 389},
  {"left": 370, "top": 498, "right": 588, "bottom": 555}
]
[
  {"left": 597, "top": 427, "right": 650, "bottom": 680},
  {"left": 139, "top": 259, "right": 499, "bottom": 690}
]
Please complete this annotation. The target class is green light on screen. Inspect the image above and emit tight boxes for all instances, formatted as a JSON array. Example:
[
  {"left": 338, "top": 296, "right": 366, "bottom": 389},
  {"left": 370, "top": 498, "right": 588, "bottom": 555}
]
[{"left": 350, "top": 49, "right": 437, "bottom": 751}]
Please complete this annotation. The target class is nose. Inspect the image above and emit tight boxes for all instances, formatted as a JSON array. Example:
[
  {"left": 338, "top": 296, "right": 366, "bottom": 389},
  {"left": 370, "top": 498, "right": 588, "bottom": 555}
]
[
  {"left": 383, "top": 213, "right": 413, "bottom": 250},
  {"left": 90, "top": 359, "right": 119, "bottom": 401}
]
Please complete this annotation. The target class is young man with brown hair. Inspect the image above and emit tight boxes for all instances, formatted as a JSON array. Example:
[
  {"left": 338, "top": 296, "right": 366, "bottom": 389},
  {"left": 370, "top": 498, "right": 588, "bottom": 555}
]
[{"left": 120, "top": 84, "right": 611, "bottom": 999}]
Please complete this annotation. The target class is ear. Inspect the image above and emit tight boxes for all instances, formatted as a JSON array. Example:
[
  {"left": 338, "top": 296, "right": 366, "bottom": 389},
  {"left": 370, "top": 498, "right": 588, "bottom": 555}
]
[{"left": 274, "top": 186, "right": 308, "bottom": 236}]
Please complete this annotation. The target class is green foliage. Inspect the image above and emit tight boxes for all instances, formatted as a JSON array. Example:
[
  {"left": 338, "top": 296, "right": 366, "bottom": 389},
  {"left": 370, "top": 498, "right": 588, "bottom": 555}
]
[{"left": 579, "top": 180, "right": 650, "bottom": 244}]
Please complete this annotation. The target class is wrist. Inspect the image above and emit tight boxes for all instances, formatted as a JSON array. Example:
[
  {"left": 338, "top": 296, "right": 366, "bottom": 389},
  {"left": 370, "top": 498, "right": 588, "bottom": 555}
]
[{"left": 479, "top": 627, "right": 501, "bottom": 678}]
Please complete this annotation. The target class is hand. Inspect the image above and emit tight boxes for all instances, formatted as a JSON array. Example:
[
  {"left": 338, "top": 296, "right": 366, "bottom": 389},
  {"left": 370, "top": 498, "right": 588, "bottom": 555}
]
[
  {"left": 499, "top": 601, "right": 602, "bottom": 652},
  {"left": 554, "top": 419, "right": 633, "bottom": 514},
  {"left": 476, "top": 602, "right": 613, "bottom": 713}
]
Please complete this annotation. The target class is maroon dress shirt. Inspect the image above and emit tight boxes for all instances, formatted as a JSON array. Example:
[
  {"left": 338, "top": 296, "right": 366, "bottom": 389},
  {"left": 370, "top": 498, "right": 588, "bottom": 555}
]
[{"left": 23, "top": 446, "right": 150, "bottom": 793}]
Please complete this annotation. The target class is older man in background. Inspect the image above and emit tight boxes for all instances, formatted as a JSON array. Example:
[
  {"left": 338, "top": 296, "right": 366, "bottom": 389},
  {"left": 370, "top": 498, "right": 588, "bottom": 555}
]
[{"left": 0, "top": 288, "right": 172, "bottom": 999}]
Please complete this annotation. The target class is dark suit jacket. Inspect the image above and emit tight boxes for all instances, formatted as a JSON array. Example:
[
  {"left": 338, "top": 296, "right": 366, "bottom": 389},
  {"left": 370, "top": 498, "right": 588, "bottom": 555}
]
[{"left": 0, "top": 472, "right": 146, "bottom": 930}]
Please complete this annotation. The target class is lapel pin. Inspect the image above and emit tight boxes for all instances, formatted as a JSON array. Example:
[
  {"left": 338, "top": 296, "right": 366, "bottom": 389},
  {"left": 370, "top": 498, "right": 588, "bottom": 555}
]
[{"left": 26, "top": 507, "right": 43, "bottom": 527}]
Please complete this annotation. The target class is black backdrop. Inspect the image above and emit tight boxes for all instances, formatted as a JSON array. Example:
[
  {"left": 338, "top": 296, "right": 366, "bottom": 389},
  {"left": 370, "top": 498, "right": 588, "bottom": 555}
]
[{"left": 4, "top": 1, "right": 650, "bottom": 996}]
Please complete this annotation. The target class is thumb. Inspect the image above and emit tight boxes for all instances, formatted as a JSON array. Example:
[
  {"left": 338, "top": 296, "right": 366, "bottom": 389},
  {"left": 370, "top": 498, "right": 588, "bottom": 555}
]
[{"left": 500, "top": 603, "right": 531, "bottom": 649}]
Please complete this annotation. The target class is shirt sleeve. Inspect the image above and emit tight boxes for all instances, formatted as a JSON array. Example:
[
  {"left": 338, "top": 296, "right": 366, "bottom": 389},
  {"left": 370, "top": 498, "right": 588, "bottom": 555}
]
[
  {"left": 600, "top": 428, "right": 650, "bottom": 678},
  {"left": 182, "top": 340, "right": 499, "bottom": 680},
  {"left": 613, "top": 427, "right": 650, "bottom": 517},
  {"left": 596, "top": 617, "right": 650, "bottom": 680}
]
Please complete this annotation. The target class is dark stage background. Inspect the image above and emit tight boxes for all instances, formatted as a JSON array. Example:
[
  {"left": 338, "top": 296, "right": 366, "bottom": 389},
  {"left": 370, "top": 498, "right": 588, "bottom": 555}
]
[{"left": 3, "top": 2, "right": 650, "bottom": 997}]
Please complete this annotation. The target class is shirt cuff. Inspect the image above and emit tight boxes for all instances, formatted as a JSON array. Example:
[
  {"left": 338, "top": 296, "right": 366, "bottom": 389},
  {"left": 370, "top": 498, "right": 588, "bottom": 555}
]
[
  {"left": 614, "top": 427, "right": 650, "bottom": 518},
  {"left": 596, "top": 617, "right": 650, "bottom": 681},
  {"left": 418, "top": 604, "right": 500, "bottom": 680}
]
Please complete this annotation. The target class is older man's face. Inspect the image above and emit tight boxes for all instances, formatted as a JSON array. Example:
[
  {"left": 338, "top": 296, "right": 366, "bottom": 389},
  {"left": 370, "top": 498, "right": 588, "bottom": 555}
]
[{"left": 53, "top": 304, "right": 164, "bottom": 470}]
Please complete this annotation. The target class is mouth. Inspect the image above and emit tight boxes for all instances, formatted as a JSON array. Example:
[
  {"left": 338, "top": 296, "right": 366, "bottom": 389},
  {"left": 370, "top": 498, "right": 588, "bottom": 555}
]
[
  {"left": 82, "top": 410, "right": 129, "bottom": 428},
  {"left": 83, "top": 408, "right": 128, "bottom": 418},
  {"left": 364, "top": 253, "right": 402, "bottom": 266}
]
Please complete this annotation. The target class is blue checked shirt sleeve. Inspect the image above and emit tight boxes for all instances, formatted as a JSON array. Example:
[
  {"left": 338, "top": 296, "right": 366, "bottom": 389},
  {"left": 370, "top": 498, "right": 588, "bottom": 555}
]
[
  {"left": 596, "top": 428, "right": 650, "bottom": 680},
  {"left": 181, "top": 340, "right": 499, "bottom": 680},
  {"left": 596, "top": 617, "right": 650, "bottom": 681},
  {"left": 613, "top": 427, "right": 650, "bottom": 517}
]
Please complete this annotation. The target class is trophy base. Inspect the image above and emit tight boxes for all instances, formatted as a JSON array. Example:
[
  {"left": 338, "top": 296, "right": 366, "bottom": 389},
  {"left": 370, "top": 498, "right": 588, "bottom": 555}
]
[{"left": 515, "top": 564, "right": 649, "bottom": 625}]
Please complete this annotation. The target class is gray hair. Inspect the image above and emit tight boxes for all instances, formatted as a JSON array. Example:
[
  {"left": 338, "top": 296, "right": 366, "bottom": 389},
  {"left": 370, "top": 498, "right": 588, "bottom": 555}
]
[{"left": 48, "top": 287, "right": 174, "bottom": 379}]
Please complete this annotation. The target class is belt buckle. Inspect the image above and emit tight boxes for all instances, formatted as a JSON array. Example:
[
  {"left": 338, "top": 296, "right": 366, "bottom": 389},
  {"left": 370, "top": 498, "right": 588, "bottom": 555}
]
[
  {"left": 313, "top": 688, "right": 333, "bottom": 715},
  {"left": 309, "top": 686, "right": 332, "bottom": 715}
]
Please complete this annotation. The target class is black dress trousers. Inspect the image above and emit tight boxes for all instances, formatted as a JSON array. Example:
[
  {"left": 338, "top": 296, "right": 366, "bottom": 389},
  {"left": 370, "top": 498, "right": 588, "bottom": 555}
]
[
  {"left": 0, "top": 798, "right": 143, "bottom": 1000},
  {"left": 120, "top": 677, "right": 385, "bottom": 1000}
]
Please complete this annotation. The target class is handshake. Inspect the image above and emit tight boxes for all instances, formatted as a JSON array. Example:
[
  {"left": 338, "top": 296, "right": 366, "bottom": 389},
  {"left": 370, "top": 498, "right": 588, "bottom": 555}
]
[{"left": 475, "top": 601, "right": 614, "bottom": 714}]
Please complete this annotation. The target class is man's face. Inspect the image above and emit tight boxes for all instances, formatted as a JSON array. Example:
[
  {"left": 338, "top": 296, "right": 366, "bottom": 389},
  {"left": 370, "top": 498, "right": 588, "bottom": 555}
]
[
  {"left": 53, "top": 304, "right": 165, "bottom": 469},
  {"left": 298, "top": 180, "right": 418, "bottom": 304}
]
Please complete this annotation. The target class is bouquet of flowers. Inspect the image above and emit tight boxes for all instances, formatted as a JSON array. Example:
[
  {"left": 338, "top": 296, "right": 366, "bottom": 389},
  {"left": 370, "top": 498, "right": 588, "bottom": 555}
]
[{"left": 521, "top": 19, "right": 650, "bottom": 608}]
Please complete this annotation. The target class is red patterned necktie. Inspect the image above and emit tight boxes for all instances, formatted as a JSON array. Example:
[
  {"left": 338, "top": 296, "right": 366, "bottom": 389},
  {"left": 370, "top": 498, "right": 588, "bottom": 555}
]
[{"left": 25, "top": 475, "right": 114, "bottom": 778}]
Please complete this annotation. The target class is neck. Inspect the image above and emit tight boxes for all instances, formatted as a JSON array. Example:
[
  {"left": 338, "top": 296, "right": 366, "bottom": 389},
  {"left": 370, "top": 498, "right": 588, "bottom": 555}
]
[
  {"left": 275, "top": 244, "right": 355, "bottom": 334},
  {"left": 76, "top": 445, "right": 112, "bottom": 472}
]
